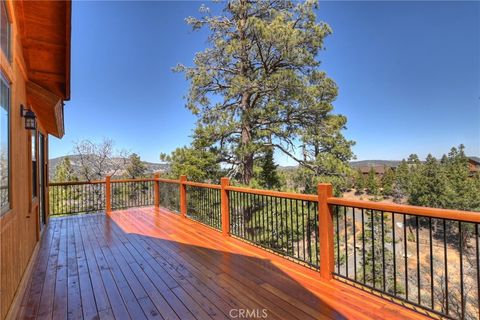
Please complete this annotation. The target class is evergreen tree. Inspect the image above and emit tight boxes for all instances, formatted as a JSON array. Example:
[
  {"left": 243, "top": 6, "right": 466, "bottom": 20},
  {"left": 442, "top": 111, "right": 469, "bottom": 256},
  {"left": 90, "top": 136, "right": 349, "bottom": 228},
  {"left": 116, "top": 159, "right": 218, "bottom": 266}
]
[
  {"left": 354, "top": 169, "right": 366, "bottom": 194},
  {"left": 408, "top": 154, "right": 449, "bottom": 208},
  {"left": 52, "top": 157, "right": 78, "bottom": 214},
  {"left": 126, "top": 153, "right": 147, "bottom": 178},
  {"left": 176, "top": 0, "right": 354, "bottom": 185},
  {"left": 160, "top": 147, "right": 222, "bottom": 182},
  {"left": 381, "top": 167, "right": 395, "bottom": 197},
  {"left": 53, "top": 157, "right": 78, "bottom": 182},
  {"left": 366, "top": 167, "right": 379, "bottom": 196},
  {"left": 442, "top": 145, "right": 480, "bottom": 211},
  {"left": 394, "top": 160, "right": 411, "bottom": 201},
  {"left": 258, "top": 148, "right": 281, "bottom": 189}
]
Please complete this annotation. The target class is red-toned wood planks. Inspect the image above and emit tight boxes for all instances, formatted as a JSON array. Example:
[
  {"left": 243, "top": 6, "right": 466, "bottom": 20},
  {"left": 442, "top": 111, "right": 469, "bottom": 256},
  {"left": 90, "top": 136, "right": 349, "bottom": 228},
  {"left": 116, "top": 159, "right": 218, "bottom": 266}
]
[{"left": 18, "top": 208, "right": 433, "bottom": 320}]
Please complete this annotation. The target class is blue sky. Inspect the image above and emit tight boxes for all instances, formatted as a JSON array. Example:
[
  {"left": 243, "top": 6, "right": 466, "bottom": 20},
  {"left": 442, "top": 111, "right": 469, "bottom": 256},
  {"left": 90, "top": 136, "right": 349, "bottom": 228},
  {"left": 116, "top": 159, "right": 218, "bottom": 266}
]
[{"left": 49, "top": 1, "right": 480, "bottom": 165}]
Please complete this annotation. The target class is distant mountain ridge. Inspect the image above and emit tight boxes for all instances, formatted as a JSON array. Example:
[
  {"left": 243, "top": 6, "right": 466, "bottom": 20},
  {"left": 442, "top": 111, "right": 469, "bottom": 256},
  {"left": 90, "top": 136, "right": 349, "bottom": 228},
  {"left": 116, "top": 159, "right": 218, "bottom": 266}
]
[
  {"left": 49, "top": 155, "right": 169, "bottom": 180},
  {"left": 278, "top": 160, "right": 403, "bottom": 171},
  {"left": 349, "top": 160, "right": 402, "bottom": 168}
]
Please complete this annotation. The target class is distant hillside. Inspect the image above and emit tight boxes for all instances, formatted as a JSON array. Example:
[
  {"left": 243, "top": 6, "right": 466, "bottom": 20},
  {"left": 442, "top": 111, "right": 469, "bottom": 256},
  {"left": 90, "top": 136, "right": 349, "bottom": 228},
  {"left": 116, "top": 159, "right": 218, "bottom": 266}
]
[
  {"left": 350, "top": 160, "right": 402, "bottom": 168},
  {"left": 49, "top": 155, "right": 169, "bottom": 180},
  {"left": 278, "top": 161, "right": 403, "bottom": 171}
]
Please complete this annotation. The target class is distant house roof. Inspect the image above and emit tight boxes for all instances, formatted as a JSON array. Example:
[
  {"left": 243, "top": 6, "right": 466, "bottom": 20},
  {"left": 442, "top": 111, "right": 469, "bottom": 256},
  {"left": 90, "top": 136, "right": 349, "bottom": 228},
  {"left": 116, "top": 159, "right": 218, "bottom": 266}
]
[
  {"left": 357, "top": 165, "right": 389, "bottom": 175},
  {"left": 469, "top": 156, "right": 480, "bottom": 165}
]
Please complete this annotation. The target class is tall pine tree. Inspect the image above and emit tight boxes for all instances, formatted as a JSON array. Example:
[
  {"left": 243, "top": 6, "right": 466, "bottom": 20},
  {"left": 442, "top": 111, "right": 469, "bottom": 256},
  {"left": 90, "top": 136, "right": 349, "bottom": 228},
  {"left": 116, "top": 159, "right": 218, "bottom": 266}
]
[{"left": 176, "top": 0, "right": 354, "bottom": 185}]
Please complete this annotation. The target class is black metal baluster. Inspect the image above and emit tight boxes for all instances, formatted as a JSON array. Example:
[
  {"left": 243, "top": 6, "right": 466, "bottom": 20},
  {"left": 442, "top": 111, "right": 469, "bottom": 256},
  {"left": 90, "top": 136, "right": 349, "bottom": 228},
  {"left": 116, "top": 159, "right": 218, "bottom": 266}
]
[
  {"left": 242, "top": 192, "right": 246, "bottom": 239},
  {"left": 290, "top": 198, "right": 294, "bottom": 256},
  {"left": 404, "top": 214, "right": 409, "bottom": 301},
  {"left": 353, "top": 208, "right": 357, "bottom": 281},
  {"left": 209, "top": 188, "right": 212, "bottom": 226},
  {"left": 239, "top": 192, "right": 242, "bottom": 237},
  {"left": 314, "top": 202, "right": 319, "bottom": 267},
  {"left": 301, "top": 201, "right": 306, "bottom": 262},
  {"left": 459, "top": 222, "right": 464, "bottom": 320},
  {"left": 270, "top": 196, "right": 275, "bottom": 250},
  {"left": 280, "top": 196, "right": 284, "bottom": 251},
  {"left": 202, "top": 187, "right": 205, "bottom": 223},
  {"left": 235, "top": 192, "right": 239, "bottom": 236},
  {"left": 392, "top": 213, "right": 397, "bottom": 295},
  {"left": 258, "top": 194, "right": 262, "bottom": 244},
  {"left": 476, "top": 223, "right": 480, "bottom": 316},
  {"left": 306, "top": 201, "right": 312, "bottom": 265},
  {"left": 295, "top": 200, "right": 299, "bottom": 260},
  {"left": 443, "top": 219, "right": 449, "bottom": 315},
  {"left": 416, "top": 216, "right": 421, "bottom": 305},
  {"left": 362, "top": 208, "right": 366, "bottom": 284},
  {"left": 243, "top": 192, "right": 248, "bottom": 237},
  {"left": 429, "top": 217, "right": 434, "bottom": 310},
  {"left": 344, "top": 206, "right": 348, "bottom": 278},
  {"left": 259, "top": 194, "right": 263, "bottom": 244},
  {"left": 275, "top": 197, "right": 280, "bottom": 250},
  {"left": 255, "top": 193, "right": 259, "bottom": 243},
  {"left": 201, "top": 187, "right": 204, "bottom": 223},
  {"left": 381, "top": 211, "right": 386, "bottom": 292},
  {"left": 336, "top": 206, "right": 340, "bottom": 273},
  {"left": 253, "top": 193, "right": 258, "bottom": 244},
  {"left": 371, "top": 210, "right": 375, "bottom": 288}
]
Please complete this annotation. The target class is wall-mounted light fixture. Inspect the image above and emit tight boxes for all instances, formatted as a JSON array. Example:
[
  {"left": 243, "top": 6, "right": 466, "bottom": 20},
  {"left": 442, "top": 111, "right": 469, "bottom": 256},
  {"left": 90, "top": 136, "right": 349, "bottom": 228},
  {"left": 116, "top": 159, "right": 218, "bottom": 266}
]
[{"left": 20, "top": 105, "right": 37, "bottom": 130}]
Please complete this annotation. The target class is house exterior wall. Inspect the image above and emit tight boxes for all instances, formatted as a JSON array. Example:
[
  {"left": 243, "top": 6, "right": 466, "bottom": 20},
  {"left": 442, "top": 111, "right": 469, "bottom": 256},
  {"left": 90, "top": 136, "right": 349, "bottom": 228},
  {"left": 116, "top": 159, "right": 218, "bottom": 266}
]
[
  {"left": 468, "top": 159, "right": 480, "bottom": 174},
  {"left": 0, "top": 1, "right": 66, "bottom": 318}
]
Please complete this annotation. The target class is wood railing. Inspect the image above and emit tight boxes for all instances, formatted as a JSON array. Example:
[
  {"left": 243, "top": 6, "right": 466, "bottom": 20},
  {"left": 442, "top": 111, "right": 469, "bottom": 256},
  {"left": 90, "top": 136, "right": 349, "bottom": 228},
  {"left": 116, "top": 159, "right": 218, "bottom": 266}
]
[{"left": 48, "top": 175, "right": 480, "bottom": 319}]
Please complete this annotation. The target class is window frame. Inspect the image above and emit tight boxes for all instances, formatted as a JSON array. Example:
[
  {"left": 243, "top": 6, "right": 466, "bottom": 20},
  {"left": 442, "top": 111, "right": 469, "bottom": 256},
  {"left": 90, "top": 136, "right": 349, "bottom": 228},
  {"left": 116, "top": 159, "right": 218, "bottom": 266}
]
[
  {"left": 31, "top": 129, "right": 38, "bottom": 200},
  {"left": 0, "top": 71, "right": 10, "bottom": 215},
  {"left": 1, "top": 0, "right": 12, "bottom": 62}
]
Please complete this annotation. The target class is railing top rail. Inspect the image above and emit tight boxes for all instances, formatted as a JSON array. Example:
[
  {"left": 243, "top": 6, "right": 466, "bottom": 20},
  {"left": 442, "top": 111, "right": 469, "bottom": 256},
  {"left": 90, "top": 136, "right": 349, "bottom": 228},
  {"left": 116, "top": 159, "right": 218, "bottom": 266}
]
[
  {"left": 327, "top": 197, "right": 480, "bottom": 223},
  {"left": 157, "top": 178, "right": 181, "bottom": 184},
  {"left": 225, "top": 185, "right": 318, "bottom": 202},
  {"left": 183, "top": 181, "right": 221, "bottom": 189},
  {"left": 49, "top": 180, "right": 105, "bottom": 186},
  {"left": 111, "top": 178, "right": 156, "bottom": 183}
]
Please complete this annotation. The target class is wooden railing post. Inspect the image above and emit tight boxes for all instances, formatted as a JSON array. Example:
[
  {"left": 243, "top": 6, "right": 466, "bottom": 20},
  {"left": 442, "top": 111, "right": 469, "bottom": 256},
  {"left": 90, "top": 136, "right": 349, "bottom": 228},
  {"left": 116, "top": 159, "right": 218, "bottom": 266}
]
[
  {"left": 106, "top": 176, "right": 112, "bottom": 213},
  {"left": 154, "top": 173, "right": 160, "bottom": 208},
  {"left": 179, "top": 175, "right": 187, "bottom": 218},
  {"left": 318, "top": 183, "right": 334, "bottom": 280},
  {"left": 220, "top": 177, "right": 230, "bottom": 236}
]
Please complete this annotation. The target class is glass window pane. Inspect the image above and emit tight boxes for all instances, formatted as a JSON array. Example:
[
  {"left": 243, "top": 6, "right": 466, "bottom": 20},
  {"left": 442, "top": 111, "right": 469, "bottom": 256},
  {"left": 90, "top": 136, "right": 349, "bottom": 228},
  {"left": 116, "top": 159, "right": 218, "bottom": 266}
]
[
  {"left": 32, "top": 131, "right": 37, "bottom": 198},
  {"left": 1, "top": 73, "right": 9, "bottom": 210},
  {"left": 1, "top": 0, "right": 10, "bottom": 60}
]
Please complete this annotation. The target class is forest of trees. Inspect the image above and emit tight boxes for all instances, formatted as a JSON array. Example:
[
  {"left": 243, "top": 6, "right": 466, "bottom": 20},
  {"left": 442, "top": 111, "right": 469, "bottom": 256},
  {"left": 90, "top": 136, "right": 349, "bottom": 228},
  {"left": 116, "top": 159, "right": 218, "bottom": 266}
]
[{"left": 349, "top": 145, "right": 480, "bottom": 212}]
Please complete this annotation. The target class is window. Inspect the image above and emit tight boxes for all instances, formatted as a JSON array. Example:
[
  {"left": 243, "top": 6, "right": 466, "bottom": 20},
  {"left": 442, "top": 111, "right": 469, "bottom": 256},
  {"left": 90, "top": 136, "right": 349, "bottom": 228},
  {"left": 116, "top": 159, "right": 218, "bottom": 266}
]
[
  {"left": 32, "top": 131, "right": 37, "bottom": 198},
  {"left": 1, "top": 0, "right": 11, "bottom": 61},
  {"left": 0, "top": 72, "right": 9, "bottom": 213}
]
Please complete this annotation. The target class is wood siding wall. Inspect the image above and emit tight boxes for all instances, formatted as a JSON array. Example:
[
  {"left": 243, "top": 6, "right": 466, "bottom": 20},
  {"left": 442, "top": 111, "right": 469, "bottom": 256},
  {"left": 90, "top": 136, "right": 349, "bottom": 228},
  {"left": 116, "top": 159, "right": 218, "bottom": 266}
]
[{"left": 0, "top": 1, "right": 50, "bottom": 318}]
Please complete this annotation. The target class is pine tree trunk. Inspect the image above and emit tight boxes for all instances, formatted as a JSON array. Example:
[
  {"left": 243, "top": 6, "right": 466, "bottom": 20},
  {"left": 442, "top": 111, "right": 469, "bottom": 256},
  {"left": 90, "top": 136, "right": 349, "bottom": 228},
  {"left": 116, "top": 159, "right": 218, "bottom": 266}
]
[
  {"left": 241, "top": 95, "right": 254, "bottom": 185},
  {"left": 238, "top": 0, "right": 254, "bottom": 185}
]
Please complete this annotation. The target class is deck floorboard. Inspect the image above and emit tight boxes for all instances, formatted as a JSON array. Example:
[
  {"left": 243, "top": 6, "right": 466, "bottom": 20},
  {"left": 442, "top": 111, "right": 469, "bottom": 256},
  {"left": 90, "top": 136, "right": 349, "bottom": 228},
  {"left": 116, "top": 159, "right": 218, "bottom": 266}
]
[{"left": 18, "top": 207, "right": 431, "bottom": 320}]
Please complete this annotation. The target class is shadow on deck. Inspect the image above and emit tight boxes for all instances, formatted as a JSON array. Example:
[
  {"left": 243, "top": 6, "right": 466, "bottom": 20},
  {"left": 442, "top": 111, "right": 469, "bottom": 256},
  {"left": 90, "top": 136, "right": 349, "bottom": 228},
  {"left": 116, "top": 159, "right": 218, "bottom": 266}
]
[{"left": 18, "top": 207, "right": 429, "bottom": 320}]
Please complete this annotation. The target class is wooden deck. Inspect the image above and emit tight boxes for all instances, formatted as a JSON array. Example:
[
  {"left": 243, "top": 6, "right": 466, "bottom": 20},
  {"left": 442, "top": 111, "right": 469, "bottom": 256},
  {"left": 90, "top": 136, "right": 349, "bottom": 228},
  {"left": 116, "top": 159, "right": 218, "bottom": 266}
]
[{"left": 18, "top": 207, "right": 431, "bottom": 320}]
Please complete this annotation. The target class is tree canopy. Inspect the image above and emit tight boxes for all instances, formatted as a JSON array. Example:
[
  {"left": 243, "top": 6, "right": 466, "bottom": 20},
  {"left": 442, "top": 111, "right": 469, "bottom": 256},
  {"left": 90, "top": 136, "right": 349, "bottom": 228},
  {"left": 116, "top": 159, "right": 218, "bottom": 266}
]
[
  {"left": 175, "top": 0, "right": 354, "bottom": 185},
  {"left": 53, "top": 157, "right": 78, "bottom": 182},
  {"left": 126, "top": 153, "right": 147, "bottom": 179},
  {"left": 160, "top": 147, "right": 222, "bottom": 182}
]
